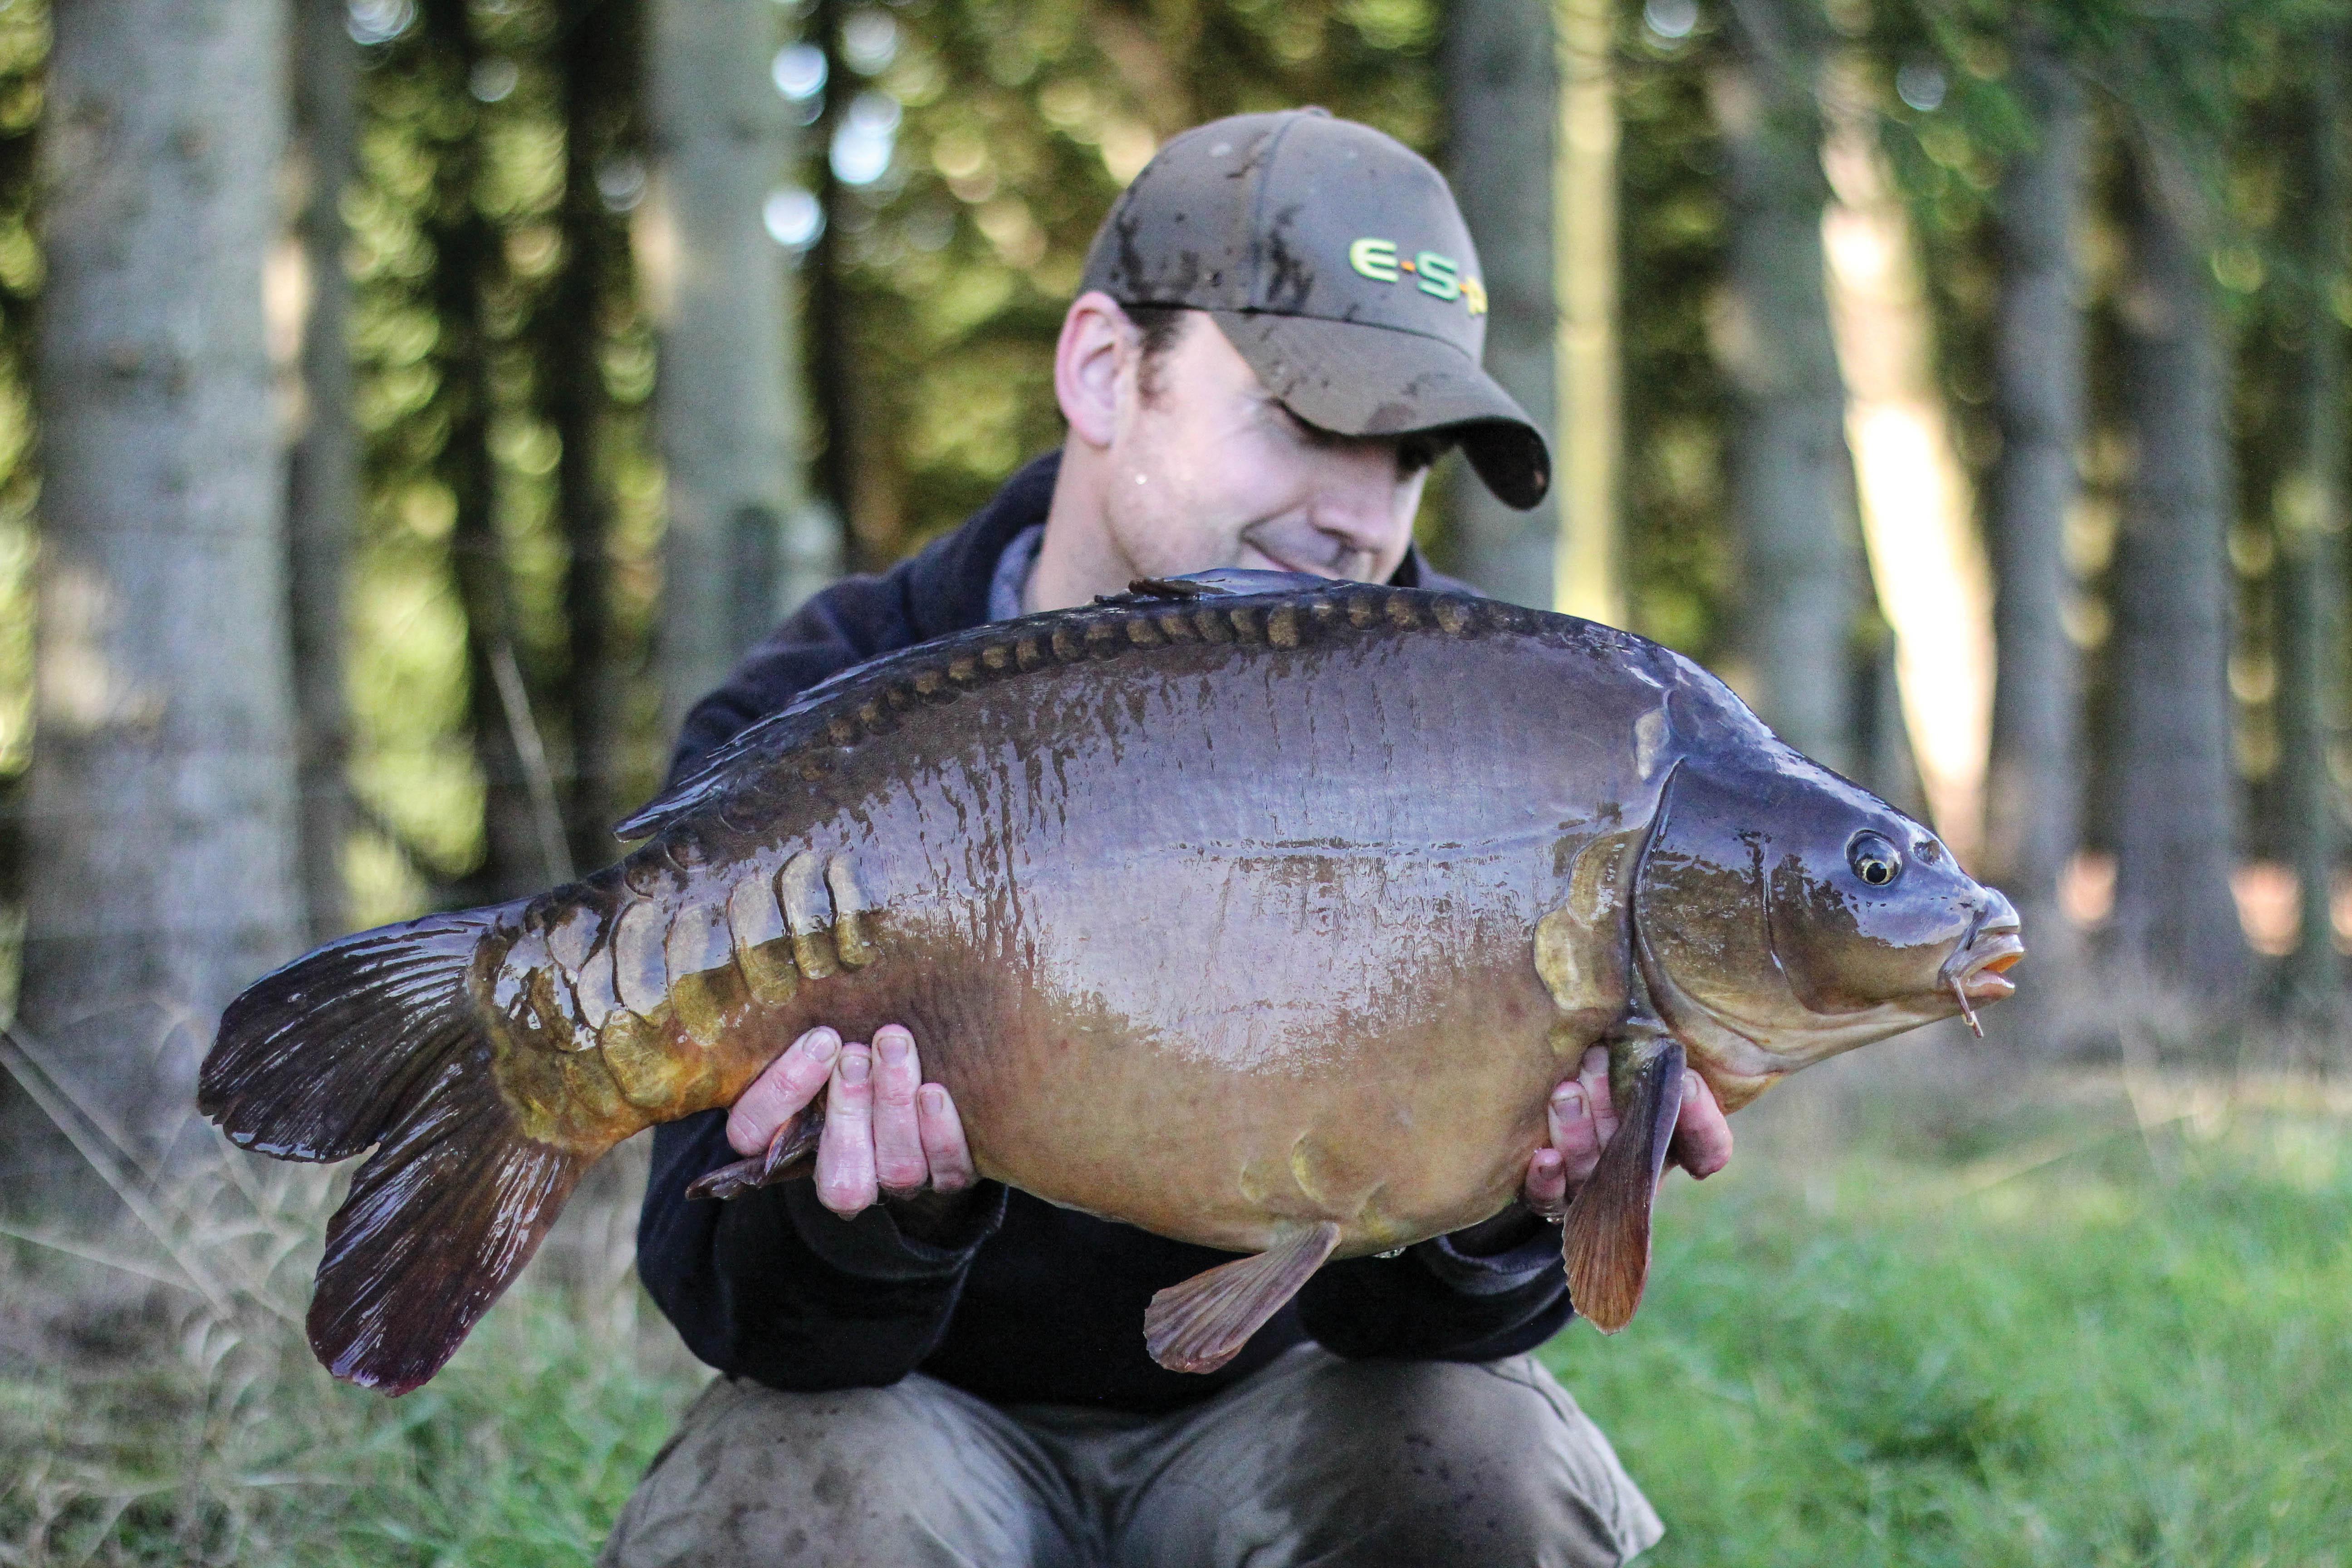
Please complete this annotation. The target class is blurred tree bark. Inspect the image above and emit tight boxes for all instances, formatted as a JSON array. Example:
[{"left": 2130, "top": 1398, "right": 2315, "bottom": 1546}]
[
  {"left": 288, "top": 0, "right": 358, "bottom": 941},
  {"left": 1554, "top": 0, "right": 1622, "bottom": 627},
  {"left": 2111, "top": 135, "right": 2246, "bottom": 1002},
  {"left": 15, "top": 0, "right": 302, "bottom": 1188},
  {"left": 648, "top": 0, "right": 831, "bottom": 745},
  {"left": 1713, "top": 0, "right": 1864, "bottom": 775},
  {"left": 1982, "top": 36, "right": 2087, "bottom": 1027},
  {"left": 549, "top": 0, "right": 642, "bottom": 866},
  {"left": 1441, "top": 0, "right": 1558, "bottom": 609},
  {"left": 422, "top": 0, "right": 545, "bottom": 902},
  {"left": 2274, "top": 33, "right": 2348, "bottom": 1016}
]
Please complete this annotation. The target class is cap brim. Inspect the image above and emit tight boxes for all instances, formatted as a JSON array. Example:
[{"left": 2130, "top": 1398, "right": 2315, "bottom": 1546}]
[{"left": 1205, "top": 311, "right": 1553, "bottom": 510}]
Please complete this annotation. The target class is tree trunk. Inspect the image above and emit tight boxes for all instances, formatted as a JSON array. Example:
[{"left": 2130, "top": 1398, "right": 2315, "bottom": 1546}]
[
  {"left": 1442, "top": 0, "right": 1558, "bottom": 610},
  {"left": 287, "top": 0, "right": 359, "bottom": 941},
  {"left": 647, "top": 0, "right": 829, "bottom": 744},
  {"left": 549, "top": 0, "right": 641, "bottom": 867},
  {"left": 2111, "top": 136, "right": 2246, "bottom": 1003},
  {"left": 1714, "top": 0, "right": 1864, "bottom": 774},
  {"left": 421, "top": 0, "right": 541, "bottom": 903},
  {"left": 1554, "top": 0, "right": 1622, "bottom": 626},
  {"left": 16, "top": 0, "right": 302, "bottom": 1189},
  {"left": 2274, "top": 33, "right": 2348, "bottom": 1015},
  {"left": 1982, "top": 39, "right": 2088, "bottom": 1036}
]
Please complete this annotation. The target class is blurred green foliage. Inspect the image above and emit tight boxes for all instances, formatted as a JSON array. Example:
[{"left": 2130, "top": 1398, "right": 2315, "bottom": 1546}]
[
  {"left": 1617, "top": 1, "right": 1735, "bottom": 665},
  {"left": 341, "top": 0, "right": 666, "bottom": 921}
]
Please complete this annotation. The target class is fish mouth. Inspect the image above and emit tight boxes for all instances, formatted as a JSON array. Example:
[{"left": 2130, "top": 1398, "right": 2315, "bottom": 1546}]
[{"left": 1938, "top": 902, "right": 2025, "bottom": 1037}]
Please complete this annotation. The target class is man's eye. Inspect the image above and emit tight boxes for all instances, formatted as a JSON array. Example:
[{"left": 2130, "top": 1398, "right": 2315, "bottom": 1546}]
[
  {"left": 1270, "top": 404, "right": 1335, "bottom": 447},
  {"left": 1396, "top": 437, "right": 1441, "bottom": 477}
]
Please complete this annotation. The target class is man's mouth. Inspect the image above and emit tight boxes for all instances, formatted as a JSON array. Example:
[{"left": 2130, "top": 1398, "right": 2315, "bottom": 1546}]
[{"left": 1237, "top": 529, "right": 1374, "bottom": 582}]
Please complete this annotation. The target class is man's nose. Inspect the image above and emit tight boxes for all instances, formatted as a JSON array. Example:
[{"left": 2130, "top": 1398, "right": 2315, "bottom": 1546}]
[{"left": 1305, "top": 443, "right": 1410, "bottom": 554}]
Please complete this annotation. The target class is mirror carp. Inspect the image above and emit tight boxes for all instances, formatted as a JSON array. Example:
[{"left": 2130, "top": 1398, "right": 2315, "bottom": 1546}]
[{"left": 199, "top": 571, "right": 2023, "bottom": 1394}]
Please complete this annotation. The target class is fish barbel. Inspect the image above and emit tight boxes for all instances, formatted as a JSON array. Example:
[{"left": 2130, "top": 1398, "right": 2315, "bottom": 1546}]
[{"left": 199, "top": 571, "right": 2022, "bottom": 1393}]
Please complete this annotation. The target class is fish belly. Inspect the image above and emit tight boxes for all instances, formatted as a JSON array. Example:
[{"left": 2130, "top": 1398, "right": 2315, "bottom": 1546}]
[{"left": 887, "top": 849, "right": 1577, "bottom": 1258}]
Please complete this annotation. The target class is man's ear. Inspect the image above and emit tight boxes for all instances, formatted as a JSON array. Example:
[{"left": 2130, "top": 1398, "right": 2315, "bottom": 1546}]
[{"left": 1055, "top": 290, "right": 1130, "bottom": 451}]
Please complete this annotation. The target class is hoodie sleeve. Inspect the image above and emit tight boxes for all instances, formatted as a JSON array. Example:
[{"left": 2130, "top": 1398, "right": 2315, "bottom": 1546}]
[{"left": 636, "top": 1111, "right": 1011, "bottom": 1390}]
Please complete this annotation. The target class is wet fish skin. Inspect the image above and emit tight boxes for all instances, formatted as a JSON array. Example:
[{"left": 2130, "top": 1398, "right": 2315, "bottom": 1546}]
[
  {"left": 200, "top": 573, "right": 2021, "bottom": 1391},
  {"left": 472, "top": 582, "right": 1671, "bottom": 1255}
]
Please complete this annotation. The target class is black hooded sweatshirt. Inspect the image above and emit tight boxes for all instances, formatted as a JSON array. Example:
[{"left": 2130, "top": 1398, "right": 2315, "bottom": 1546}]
[{"left": 634, "top": 452, "right": 1574, "bottom": 1414}]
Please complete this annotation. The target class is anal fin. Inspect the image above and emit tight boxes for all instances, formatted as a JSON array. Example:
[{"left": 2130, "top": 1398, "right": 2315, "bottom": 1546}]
[
  {"left": 685, "top": 1098, "right": 828, "bottom": 1201},
  {"left": 1562, "top": 1039, "right": 1686, "bottom": 1333},
  {"left": 1145, "top": 1220, "right": 1342, "bottom": 1374}
]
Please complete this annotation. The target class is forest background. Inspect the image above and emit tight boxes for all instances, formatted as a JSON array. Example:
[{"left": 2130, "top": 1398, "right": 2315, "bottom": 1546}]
[{"left": 2, "top": 0, "right": 2351, "bottom": 1562}]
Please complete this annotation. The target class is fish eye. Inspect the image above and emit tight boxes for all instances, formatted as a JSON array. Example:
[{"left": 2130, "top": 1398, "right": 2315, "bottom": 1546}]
[{"left": 1848, "top": 831, "right": 1903, "bottom": 887}]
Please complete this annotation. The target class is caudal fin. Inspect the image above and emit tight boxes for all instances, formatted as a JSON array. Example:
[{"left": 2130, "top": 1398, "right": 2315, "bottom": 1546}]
[{"left": 200, "top": 906, "right": 593, "bottom": 1395}]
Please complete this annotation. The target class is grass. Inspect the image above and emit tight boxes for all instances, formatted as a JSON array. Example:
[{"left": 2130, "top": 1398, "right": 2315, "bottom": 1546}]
[
  {"left": 3, "top": 1054, "right": 2348, "bottom": 1564},
  {"left": 1550, "top": 1067, "right": 2352, "bottom": 1567},
  {"left": 0, "top": 1282, "right": 697, "bottom": 1566},
  {"left": 0, "top": 1118, "right": 705, "bottom": 1566}
]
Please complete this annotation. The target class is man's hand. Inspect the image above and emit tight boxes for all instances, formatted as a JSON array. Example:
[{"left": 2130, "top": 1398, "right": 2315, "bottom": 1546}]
[
  {"left": 1519, "top": 1045, "right": 1733, "bottom": 1219},
  {"left": 725, "top": 1024, "right": 978, "bottom": 1220}
]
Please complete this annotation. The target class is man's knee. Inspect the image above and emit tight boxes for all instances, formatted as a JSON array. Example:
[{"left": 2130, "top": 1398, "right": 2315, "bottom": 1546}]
[
  {"left": 1267, "top": 1352, "right": 1663, "bottom": 1567},
  {"left": 599, "top": 1374, "right": 1079, "bottom": 1568}
]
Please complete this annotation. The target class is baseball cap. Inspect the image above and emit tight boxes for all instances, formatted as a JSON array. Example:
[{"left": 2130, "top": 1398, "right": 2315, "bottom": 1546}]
[{"left": 1078, "top": 108, "right": 1551, "bottom": 510}]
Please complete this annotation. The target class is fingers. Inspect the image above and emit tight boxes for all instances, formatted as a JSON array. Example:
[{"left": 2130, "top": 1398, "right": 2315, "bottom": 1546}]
[
  {"left": 814, "top": 1044, "right": 878, "bottom": 1216},
  {"left": 1547, "top": 1077, "right": 1606, "bottom": 1187},
  {"left": 1577, "top": 1045, "right": 1619, "bottom": 1149},
  {"left": 871, "top": 1026, "right": 929, "bottom": 1198},
  {"left": 1669, "top": 1067, "right": 1734, "bottom": 1179},
  {"left": 725, "top": 1027, "right": 841, "bottom": 1157},
  {"left": 1524, "top": 1045, "right": 1620, "bottom": 1215},
  {"left": 1522, "top": 1145, "right": 1568, "bottom": 1219},
  {"left": 919, "top": 1083, "right": 978, "bottom": 1194}
]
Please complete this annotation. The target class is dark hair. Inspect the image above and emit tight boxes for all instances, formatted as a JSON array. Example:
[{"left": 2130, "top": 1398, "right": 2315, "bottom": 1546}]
[{"left": 1121, "top": 302, "right": 1192, "bottom": 402}]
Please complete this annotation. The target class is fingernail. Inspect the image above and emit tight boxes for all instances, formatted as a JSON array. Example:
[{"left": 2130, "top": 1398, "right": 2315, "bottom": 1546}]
[
  {"left": 1553, "top": 1085, "right": 1583, "bottom": 1116},
  {"left": 920, "top": 1085, "right": 947, "bottom": 1114},
  {"left": 839, "top": 1048, "right": 870, "bottom": 1084},
  {"left": 877, "top": 1034, "right": 910, "bottom": 1067},
  {"left": 804, "top": 1028, "right": 840, "bottom": 1060}
]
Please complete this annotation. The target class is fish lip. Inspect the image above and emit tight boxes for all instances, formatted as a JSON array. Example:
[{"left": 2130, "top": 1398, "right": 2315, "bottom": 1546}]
[{"left": 1941, "top": 921, "right": 2025, "bottom": 1001}]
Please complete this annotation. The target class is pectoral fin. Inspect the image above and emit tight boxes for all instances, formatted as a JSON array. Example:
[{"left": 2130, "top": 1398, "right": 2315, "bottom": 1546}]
[
  {"left": 1562, "top": 1039, "right": 1686, "bottom": 1333},
  {"left": 685, "top": 1098, "right": 829, "bottom": 1201},
  {"left": 1145, "top": 1221, "right": 1343, "bottom": 1374}
]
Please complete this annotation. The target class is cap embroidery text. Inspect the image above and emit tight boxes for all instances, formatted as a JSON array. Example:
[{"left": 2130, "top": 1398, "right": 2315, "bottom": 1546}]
[{"left": 1347, "top": 237, "right": 1488, "bottom": 315}]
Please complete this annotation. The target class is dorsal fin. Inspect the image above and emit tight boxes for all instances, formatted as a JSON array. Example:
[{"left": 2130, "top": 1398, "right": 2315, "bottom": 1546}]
[{"left": 1111, "top": 568, "right": 1333, "bottom": 604}]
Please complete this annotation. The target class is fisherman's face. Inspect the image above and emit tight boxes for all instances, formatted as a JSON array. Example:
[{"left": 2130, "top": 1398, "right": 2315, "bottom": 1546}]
[{"left": 1099, "top": 309, "right": 1435, "bottom": 584}]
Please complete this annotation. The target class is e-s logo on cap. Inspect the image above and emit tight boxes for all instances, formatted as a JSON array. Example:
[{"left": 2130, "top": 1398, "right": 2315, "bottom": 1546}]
[{"left": 1348, "top": 237, "right": 1489, "bottom": 315}]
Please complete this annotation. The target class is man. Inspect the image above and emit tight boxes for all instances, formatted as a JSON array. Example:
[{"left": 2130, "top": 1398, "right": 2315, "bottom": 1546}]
[{"left": 602, "top": 109, "right": 1733, "bottom": 1568}]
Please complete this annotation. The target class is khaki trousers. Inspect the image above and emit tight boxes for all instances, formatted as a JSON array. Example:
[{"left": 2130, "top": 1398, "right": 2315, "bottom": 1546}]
[{"left": 599, "top": 1344, "right": 1663, "bottom": 1568}]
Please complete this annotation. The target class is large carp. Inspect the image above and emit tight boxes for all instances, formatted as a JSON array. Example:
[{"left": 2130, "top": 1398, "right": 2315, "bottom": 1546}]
[{"left": 200, "top": 571, "right": 2021, "bottom": 1395}]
